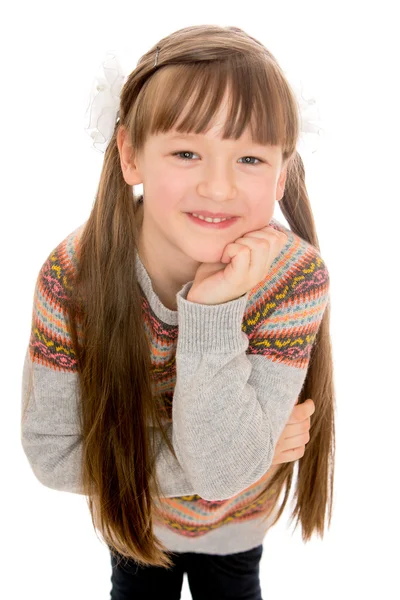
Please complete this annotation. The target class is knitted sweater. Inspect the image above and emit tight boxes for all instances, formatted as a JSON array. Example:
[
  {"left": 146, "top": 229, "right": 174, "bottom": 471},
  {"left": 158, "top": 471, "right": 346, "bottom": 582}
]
[{"left": 21, "top": 217, "right": 330, "bottom": 555}]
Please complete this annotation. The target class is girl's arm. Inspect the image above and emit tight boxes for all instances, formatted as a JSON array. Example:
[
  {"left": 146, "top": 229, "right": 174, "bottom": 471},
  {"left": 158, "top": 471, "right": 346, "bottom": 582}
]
[
  {"left": 21, "top": 347, "right": 195, "bottom": 497},
  {"left": 171, "top": 253, "right": 329, "bottom": 502},
  {"left": 20, "top": 271, "right": 196, "bottom": 500}
]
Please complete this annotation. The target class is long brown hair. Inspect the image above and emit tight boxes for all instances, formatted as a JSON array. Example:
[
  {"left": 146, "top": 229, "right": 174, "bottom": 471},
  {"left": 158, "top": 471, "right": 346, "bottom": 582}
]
[{"left": 64, "top": 24, "right": 335, "bottom": 568}]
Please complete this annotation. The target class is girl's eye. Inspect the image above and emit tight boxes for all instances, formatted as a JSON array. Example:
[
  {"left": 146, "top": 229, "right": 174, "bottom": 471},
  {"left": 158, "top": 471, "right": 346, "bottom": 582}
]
[
  {"left": 172, "top": 151, "right": 263, "bottom": 165},
  {"left": 238, "top": 156, "right": 262, "bottom": 165},
  {"left": 173, "top": 151, "right": 198, "bottom": 160}
]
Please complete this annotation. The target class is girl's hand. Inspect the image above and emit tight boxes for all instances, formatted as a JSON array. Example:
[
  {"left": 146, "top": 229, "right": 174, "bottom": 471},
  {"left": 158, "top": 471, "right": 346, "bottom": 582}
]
[
  {"left": 271, "top": 399, "right": 315, "bottom": 465},
  {"left": 187, "top": 225, "right": 288, "bottom": 305}
]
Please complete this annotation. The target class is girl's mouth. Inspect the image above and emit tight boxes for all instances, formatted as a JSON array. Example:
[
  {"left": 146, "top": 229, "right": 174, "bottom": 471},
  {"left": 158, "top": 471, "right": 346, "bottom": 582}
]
[{"left": 186, "top": 213, "right": 239, "bottom": 229}]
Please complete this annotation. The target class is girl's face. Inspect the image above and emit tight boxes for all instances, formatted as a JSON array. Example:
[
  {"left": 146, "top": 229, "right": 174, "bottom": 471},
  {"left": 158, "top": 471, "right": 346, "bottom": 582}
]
[{"left": 118, "top": 98, "right": 287, "bottom": 267}]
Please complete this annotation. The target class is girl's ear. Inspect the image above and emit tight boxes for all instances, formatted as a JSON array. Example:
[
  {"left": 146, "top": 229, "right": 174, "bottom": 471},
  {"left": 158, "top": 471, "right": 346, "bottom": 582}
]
[
  {"left": 116, "top": 126, "right": 143, "bottom": 186},
  {"left": 276, "top": 166, "right": 287, "bottom": 201}
]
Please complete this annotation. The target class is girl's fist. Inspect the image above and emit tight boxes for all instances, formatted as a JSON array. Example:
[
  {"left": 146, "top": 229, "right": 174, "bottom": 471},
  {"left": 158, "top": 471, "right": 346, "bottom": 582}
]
[{"left": 187, "top": 225, "right": 288, "bottom": 305}]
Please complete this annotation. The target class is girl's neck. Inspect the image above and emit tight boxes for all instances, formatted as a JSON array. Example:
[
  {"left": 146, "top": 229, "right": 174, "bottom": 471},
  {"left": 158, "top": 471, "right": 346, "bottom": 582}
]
[{"left": 135, "top": 202, "right": 194, "bottom": 311}]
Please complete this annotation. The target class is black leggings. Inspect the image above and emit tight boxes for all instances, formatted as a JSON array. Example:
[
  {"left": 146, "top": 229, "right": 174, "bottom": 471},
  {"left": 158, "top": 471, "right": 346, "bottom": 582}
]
[{"left": 109, "top": 543, "right": 264, "bottom": 599}]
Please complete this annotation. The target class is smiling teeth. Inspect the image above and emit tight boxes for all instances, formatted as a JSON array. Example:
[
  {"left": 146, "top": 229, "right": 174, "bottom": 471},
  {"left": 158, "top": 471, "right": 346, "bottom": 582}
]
[{"left": 191, "top": 213, "right": 232, "bottom": 223}]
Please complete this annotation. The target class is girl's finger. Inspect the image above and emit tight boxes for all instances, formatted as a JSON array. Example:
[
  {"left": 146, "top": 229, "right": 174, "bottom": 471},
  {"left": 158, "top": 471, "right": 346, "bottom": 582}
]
[
  {"left": 229, "top": 237, "right": 271, "bottom": 273},
  {"left": 276, "top": 430, "right": 310, "bottom": 451},
  {"left": 221, "top": 242, "right": 250, "bottom": 263},
  {"left": 223, "top": 245, "right": 251, "bottom": 279},
  {"left": 282, "top": 418, "right": 310, "bottom": 439}
]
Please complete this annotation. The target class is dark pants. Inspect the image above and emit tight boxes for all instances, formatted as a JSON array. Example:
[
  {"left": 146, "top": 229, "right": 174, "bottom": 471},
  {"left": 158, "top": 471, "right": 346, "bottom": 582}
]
[{"left": 109, "top": 543, "right": 264, "bottom": 599}]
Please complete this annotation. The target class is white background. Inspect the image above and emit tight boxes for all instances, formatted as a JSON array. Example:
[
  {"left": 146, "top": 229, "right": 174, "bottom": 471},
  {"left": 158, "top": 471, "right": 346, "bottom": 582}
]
[{"left": 2, "top": 0, "right": 399, "bottom": 598}]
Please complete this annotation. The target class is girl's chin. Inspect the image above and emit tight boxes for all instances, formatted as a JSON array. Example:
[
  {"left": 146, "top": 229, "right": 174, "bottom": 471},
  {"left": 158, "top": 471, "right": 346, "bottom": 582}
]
[{"left": 182, "top": 245, "right": 227, "bottom": 265}]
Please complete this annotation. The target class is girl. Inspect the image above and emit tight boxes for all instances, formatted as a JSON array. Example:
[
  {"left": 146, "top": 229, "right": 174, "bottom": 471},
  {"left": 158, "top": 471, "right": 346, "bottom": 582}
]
[{"left": 21, "top": 24, "right": 335, "bottom": 600}]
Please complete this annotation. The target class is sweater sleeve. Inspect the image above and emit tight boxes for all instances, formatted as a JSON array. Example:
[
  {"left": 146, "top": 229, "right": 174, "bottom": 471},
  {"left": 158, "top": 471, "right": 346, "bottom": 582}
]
[
  {"left": 20, "top": 252, "right": 196, "bottom": 498},
  {"left": 172, "top": 247, "right": 330, "bottom": 502}
]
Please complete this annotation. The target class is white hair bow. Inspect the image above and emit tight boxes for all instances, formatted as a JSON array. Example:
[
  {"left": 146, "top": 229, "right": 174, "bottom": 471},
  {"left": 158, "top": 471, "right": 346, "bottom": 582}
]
[{"left": 84, "top": 52, "right": 324, "bottom": 157}]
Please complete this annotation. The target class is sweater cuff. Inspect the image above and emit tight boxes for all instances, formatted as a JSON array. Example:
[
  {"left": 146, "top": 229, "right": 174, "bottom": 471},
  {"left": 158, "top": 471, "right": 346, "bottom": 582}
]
[{"left": 176, "top": 281, "right": 249, "bottom": 353}]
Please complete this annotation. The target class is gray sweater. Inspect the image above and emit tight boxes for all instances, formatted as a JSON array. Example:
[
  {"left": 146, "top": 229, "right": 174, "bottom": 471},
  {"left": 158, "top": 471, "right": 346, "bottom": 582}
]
[{"left": 21, "top": 218, "right": 330, "bottom": 554}]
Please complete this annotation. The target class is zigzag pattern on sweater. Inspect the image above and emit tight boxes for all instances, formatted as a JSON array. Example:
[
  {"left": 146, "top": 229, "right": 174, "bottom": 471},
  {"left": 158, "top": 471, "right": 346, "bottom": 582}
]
[{"left": 29, "top": 220, "right": 329, "bottom": 378}]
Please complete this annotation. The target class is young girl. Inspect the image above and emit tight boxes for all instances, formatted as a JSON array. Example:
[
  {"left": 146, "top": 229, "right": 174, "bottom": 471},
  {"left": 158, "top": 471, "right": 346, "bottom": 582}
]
[{"left": 21, "top": 24, "right": 335, "bottom": 599}]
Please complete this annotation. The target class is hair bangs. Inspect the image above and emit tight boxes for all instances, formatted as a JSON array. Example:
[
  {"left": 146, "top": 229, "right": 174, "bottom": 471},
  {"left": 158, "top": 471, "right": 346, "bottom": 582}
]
[{"left": 135, "top": 56, "right": 293, "bottom": 152}]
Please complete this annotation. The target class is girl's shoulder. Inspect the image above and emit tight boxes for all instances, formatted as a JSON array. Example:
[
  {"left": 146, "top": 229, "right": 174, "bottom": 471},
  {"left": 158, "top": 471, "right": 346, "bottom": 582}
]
[
  {"left": 242, "top": 219, "right": 329, "bottom": 370},
  {"left": 43, "top": 221, "right": 87, "bottom": 277},
  {"left": 248, "top": 217, "right": 330, "bottom": 310},
  {"left": 269, "top": 217, "right": 322, "bottom": 256},
  {"left": 268, "top": 216, "right": 328, "bottom": 273},
  {"left": 60, "top": 221, "right": 87, "bottom": 271},
  {"left": 243, "top": 218, "right": 330, "bottom": 366},
  {"left": 34, "top": 222, "right": 87, "bottom": 310},
  {"left": 30, "top": 223, "right": 87, "bottom": 373}
]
